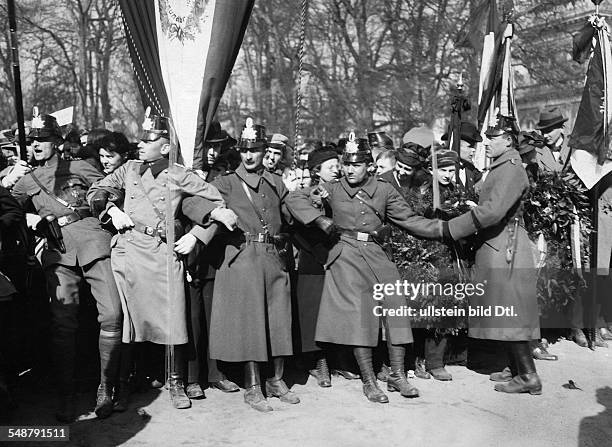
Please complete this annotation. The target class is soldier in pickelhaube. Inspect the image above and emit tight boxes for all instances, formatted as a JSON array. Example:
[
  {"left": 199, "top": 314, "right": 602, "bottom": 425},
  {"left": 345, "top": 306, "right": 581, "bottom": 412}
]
[
  {"left": 287, "top": 133, "right": 444, "bottom": 404},
  {"left": 184, "top": 118, "right": 299, "bottom": 412},
  {"left": 87, "top": 108, "right": 236, "bottom": 409},
  {"left": 11, "top": 109, "right": 122, "bottom": 422}
]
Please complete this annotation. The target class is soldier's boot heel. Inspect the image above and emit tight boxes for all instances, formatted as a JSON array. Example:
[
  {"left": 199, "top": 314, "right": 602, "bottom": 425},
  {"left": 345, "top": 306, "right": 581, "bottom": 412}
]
[
  {"left": 113, "top": 380, "right": 130, "bottom": 412},
  {"left": 363, "top": 380, "right": 389, "bottom": 403},
  {"left": 494, "top": 373, "right": 542, "bottom": 394},
  {"left": 244, "top": 385, "right": 273, "bottom": 412},
  {"left": 354, "top": 346, "right": 388, "bottom": 403},
  {"left": 309, "top": 357, "right": 331, "bottom": 388},
  {"left": 95, "top": 383, "right": 114, "bottom": 418},
  {"left": 168, "top": 377, "right": 192, "bottom": 409},
  {"left": 265, "top": 379, "right": 300, "bottom": 404},
  {"left": 387, "top": 372, "right": 419, "bottom": 398},
  {"left": 56, "top": 392, "right": 76, "bottom": 423}
]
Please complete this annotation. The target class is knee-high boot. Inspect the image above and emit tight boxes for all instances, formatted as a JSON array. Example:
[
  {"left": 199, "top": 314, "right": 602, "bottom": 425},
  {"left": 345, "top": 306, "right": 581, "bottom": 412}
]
[
  {"left": 53, "top": 329, "right": 77, "bottom": 423},
  {"left": 494, "top": 341, "right": 542, "bottom": 395},
  {"left": 95, "top": 330, "right": 122, "bottom": 418},
  {"left": 244, "top": 361, "right": 272, "bottom": 412},
  {"left": 265, "top": 357, "right": 300, "bottom": 404},
  {"left": 387, "top": 343, "right": 419, "bottom": 398},
  {"left": 168, "top": 345, "right": 191, "bottom": 409},
  {"left": 113, "top": 343, "right": 133, "bottom": 412},
  {"left": 353, "top": 347, "right": 388, "bottom": 403}
]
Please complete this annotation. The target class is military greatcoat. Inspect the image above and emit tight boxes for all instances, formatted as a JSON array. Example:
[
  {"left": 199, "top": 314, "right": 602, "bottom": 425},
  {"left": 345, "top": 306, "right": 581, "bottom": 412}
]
[
  {"left": 287, "top": 175, "right": 443, "bottom": 347},
  {"left": 188, "top": 165, "right": 293, "bottom": 362},
  {"left": 88, "top": 159, "right": 223, "bottom": 345},
  {"left": 448, "top": 149, "right": 540, "bottom": 341}
]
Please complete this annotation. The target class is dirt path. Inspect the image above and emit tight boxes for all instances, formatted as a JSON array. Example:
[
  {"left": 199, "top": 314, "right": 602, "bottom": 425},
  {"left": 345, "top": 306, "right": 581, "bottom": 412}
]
[{"left": 7, "top": 339, "right": 612, "bottom": 447}]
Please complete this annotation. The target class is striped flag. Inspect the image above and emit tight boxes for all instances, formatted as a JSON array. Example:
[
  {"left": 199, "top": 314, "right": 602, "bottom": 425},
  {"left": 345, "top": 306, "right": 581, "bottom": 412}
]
[{"left": 119, "top": 0, "right": 254, "bottom": 168}]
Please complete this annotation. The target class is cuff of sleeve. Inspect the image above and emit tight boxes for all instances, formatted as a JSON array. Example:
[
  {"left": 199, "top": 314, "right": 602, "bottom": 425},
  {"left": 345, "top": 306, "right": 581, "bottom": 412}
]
[
  {"left": 442, "top": 221, "right": 451, "bottom": 240},
  {"left": 189, "top": 223, "right": 219, "bottom": 245}
]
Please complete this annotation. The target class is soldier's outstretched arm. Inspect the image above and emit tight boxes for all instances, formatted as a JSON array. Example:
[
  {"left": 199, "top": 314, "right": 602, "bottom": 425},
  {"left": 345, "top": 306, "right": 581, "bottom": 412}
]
[
  {"left": 447, "top": 165, "right": 527, "bottom": 241},
  {"left": 385, "top": 185, "right": 443, "bottom": 239},
  {"left": 286, "top": 185, "right": 330, "bottom": 226}
]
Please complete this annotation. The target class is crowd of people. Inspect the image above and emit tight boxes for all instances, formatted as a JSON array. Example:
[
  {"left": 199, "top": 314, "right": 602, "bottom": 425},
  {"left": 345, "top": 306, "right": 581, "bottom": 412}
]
[{"left": 0, "top": 105, "right": 611, "bottom": 422}]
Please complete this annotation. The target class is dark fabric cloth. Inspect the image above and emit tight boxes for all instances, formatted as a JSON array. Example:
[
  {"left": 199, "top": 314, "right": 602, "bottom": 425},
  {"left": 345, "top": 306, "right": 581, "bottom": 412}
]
[{"left": 187, "top": 278, "right": 224, "bottom": 383}]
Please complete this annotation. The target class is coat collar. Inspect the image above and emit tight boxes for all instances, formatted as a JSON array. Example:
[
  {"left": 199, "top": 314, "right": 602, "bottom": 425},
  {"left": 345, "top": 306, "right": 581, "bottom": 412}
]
[
  {"left": 40, "top": 153, "right": 60, "bottom": 168},
  {"left": 340, "top": 175, "right": 377, "bottom": 198},
  {"left": 235, "top": 163, "right": 278, "bottom": 189},
  {"left": 139, "top": 158, "right": 169, "bottom": 178},
  {"left": 489, "top": 149, "right": 521, "bottom": 170}
]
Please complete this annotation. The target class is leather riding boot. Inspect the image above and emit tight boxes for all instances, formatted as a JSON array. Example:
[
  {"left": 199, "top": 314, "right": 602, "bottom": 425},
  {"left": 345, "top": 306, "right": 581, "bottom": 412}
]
[
  {"left": 332, "top": 347, "right": 360, "bottom": 380},
  {"left": 53, "top": 330, "right": 77, "bottom": 423},
  {"left": 425, "top": 336, "right": 452, "bottom": 381},
  {"left": 244, "top": 361, "right": 272, "bottom": 412},
  {"left": 95, "top": 331, "right": 121, "bottom": 418},
  {"left": 309, "top": 354, "right": 332, "bottom": 388},
  {"left": 114, "top": 343, "right": 133, "bottom": 412},
  {"left": 353, "top": 347, "right": 388, "bottom": 403},
  {"left": 494, "top": 342, "right": 542, "bottom": 395},
  {"left": 266, "top": 357, "right": 300, "bottom": 404},
  {"left": 387, "top": 343, "right": 419, "bottom": 398}
]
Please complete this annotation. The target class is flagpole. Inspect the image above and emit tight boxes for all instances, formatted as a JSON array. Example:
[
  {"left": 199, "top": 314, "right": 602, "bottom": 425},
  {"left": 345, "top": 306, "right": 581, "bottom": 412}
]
[{"left": 7, "top": 0, "right": 27, "bottom": 161}]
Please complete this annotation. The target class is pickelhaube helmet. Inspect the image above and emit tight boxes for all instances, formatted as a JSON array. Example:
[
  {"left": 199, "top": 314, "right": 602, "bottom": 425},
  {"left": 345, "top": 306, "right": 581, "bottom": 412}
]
[
  {"left": 28, "top": 107, "right": 63, "bottom": 143},
  {"left": 237, "top": 117, "right": 267, "bottom": 150},
  {"left": 341, "top": 132, "right": 372, "bottom": 164},
  {"left": 140, "top": 106, "right": 170, "bottom": 142}
]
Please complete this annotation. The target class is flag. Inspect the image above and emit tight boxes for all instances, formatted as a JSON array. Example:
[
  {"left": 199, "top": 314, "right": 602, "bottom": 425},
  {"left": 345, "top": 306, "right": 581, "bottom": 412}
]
[
  {"left": 118, "top": 0, "right": 254, "bottom": 168},
  {"left": 570, "top": 15, "right": 612, "bottom": 168}
]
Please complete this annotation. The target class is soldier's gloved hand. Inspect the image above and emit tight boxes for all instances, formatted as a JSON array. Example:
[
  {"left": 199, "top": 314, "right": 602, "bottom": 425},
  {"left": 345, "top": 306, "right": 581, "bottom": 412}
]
[
  {"left": 313, "top": 216, "right": 338, "bottom": 237},
  {"left": 107, "top": 206, "right": 134, "bottom": 231},
  {"left": 1, "top": 160, "right": 31, "bottom": 189},
  {"left": 174, "top": 233, "right": 198, "bottom": 255},
  {"left": 210, "top": 207, "right": 238, "bottom": 231},
  {"left": 310, "top": 185, "right": 329, "bottom": 208}
]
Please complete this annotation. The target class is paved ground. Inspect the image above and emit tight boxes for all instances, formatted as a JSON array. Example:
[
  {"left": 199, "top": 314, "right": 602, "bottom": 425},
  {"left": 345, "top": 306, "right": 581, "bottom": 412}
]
[{"left": 6, "top": 339, "right": 612, "bottom": 447}]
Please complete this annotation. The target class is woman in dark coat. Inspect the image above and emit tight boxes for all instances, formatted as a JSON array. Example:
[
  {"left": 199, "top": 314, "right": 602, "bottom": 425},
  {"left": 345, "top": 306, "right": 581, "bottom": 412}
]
[{"left": 445, "top": 126, "right": 542, "bottom": 394}]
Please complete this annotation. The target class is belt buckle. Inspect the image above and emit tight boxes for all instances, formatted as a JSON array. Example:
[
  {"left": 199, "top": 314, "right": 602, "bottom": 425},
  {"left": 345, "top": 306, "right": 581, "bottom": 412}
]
[
  {"left": 57, "top": 215, "right": 69, "bottom": 226},
  {"left": 144, "top": 226, "right": 155, "bottom": 236},
  {"left": 357, "top": 232, "right": 369, "bottom": 242},
  {"left": 257, "top": 233, "right": 265, "bottom": 243}
]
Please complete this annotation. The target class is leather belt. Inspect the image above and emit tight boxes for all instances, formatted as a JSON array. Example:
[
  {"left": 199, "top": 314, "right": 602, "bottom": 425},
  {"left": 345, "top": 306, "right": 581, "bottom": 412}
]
[
  {"left": 340, "top": 230, "right": 373, "bottom": 242},
  {"left": 245, "top": 232, "right": 274, "bottom": 244},
  {"left": 132, "top": 222, "right": 164, "bottom": 239},
  {"left": 57, "top": 210, "right": 91, "bottom": 227}
]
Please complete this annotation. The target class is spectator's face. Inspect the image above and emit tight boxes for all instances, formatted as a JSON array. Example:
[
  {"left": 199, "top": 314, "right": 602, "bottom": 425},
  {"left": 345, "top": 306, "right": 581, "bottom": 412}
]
[
  {"left": 99, "top": 148, "right": 125, "bottom": 174},
  {"left": 296, "top": 167, "right": 311, "bottom": 189},
  {"left": 343, "top": 161, "right": 368, "bottom": 185},
  {"left": 263, "top": 147, "right": 283, "bottom": 170},
  {"left": 206, "top": 144, "right": 222, "bottom": 165},
  {"left": 459, "top": 140, "right": 476, "bottom": 163},
  {"left": 430, "top": 165, "right": 455, "bottom": 186},
  {"left": 137, "top": 138, "right": 168, "bottom": 162},
  {"left": 485, "top": 135, "right": 511, "bottom": 159},
  {"left": 319, "top": 158, "right": 340, "bottom": 183},
  {"left": 31, "top": 139, "right": 56, "bottom": 162},
  {"left": 240, "top": 147, "right": 265, "bottom": 172},
  {"left": 395, "top": 161, "right": 415, "bottom": 179},
  {"left": 375, "top": 157, "right": 394, "bottom": 175},
  {"left": 541, "top": 126, "right": 563, "bottom": 147}
]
